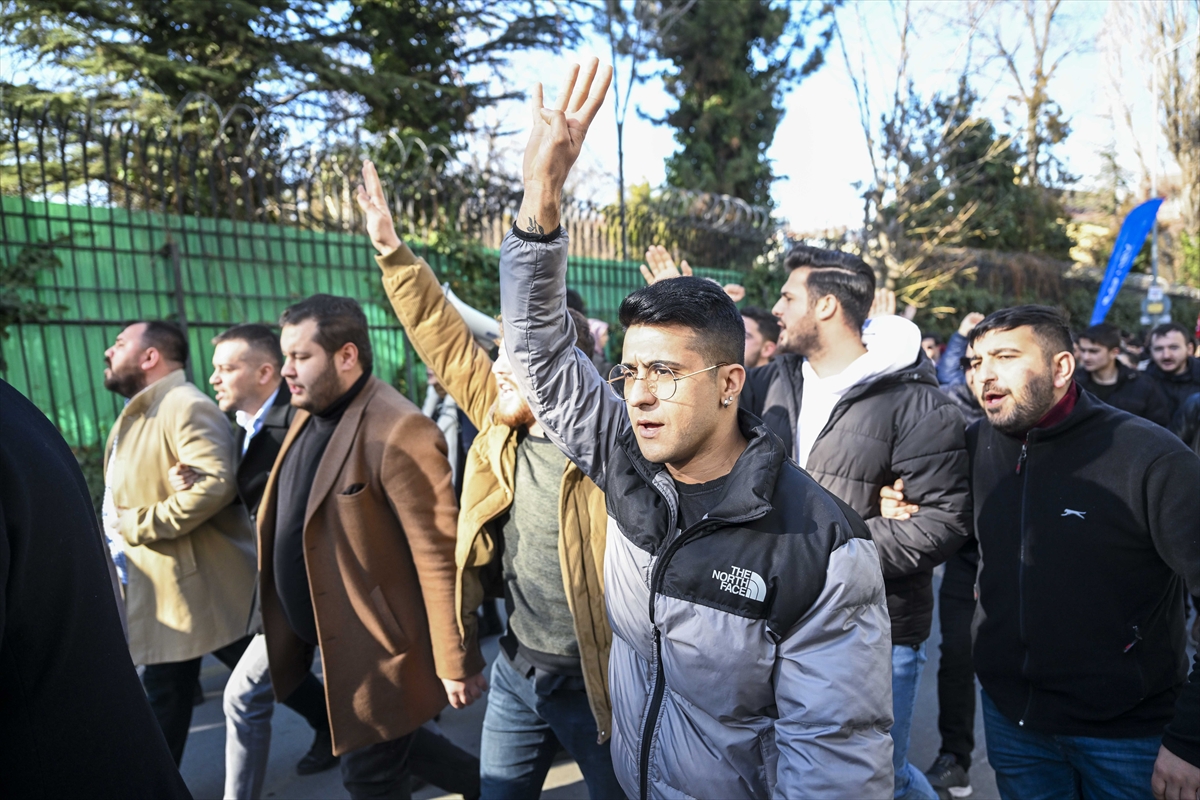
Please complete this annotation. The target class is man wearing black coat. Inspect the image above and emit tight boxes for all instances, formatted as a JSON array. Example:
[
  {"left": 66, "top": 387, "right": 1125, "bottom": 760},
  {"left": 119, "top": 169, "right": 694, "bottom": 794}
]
[
  {"left": 966, "top": 306, "right": 1200, "bottom": 800},
  {"left": 1145, "top": 322, "right": 1200, "bottom": 425},
  {"left": 1076, "top": 323, "right": 1170, "bottom": 426},
  {"left": 739, "top": 245, "right": 972, "bottom": 800},
  {"left": 174, "top": 324, "right": 335, "bottom": 798},
  {"left": 0, "top": 378, "right": 191, "bottom": 799}
]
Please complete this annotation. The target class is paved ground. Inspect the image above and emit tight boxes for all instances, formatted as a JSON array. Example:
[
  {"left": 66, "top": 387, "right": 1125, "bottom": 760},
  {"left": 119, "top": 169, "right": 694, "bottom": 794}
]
[{"left": 182, "top": 567, "right": 1199, "bottom": 800}]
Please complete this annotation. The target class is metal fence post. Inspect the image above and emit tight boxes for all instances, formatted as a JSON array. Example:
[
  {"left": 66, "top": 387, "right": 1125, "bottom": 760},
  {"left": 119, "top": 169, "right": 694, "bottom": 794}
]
[{"left": 160, "top": 238, "right": 194, "bottom": 383}]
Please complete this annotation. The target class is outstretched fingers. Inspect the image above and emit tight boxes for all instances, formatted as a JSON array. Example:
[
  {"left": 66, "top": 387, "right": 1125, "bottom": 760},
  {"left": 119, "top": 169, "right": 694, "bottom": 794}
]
[
  {"left": 361, "top": 160, "right": 389, "bottom": 210},
  {"left": 576, "top": 63, "right": 613, "bottom": 129},
  {"left": 553, "top": 64, "right": 581, "bottom": 112},
  {"left": 568, "top": 58, "right": 599, "bottom": 113}
]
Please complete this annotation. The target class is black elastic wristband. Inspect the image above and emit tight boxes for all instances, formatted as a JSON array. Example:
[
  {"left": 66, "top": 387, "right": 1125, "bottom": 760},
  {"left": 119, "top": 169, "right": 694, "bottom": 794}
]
[{"left": 511, "top": 222, "right": 564, "bottom": 244}]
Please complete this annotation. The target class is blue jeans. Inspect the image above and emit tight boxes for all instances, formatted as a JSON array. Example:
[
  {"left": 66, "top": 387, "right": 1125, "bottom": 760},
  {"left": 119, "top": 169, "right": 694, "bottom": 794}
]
[
  {"left": 893, "top": 643, "right": 939, "bottom": 800},
  {"left": 981, "top": 691, "right": 1160, "bottom": 800},
  {"left": 480, "top": 654, "right": 624, "bottom": 799}
]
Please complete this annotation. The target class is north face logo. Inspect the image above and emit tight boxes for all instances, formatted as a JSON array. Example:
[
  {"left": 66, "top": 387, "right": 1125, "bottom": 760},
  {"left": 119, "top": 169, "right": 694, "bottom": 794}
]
[{"left": 712, "top": 565, "right": 767, "bottom": 602}]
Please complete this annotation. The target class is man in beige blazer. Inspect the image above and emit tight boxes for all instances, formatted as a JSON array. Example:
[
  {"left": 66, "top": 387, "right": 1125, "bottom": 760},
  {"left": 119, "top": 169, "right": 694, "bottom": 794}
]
[
  {"left": 259, "top": 294, "right": 486, "bottom": 799},
  {"left": 101, "top": 320, "right": 257, "bottom": 765}
]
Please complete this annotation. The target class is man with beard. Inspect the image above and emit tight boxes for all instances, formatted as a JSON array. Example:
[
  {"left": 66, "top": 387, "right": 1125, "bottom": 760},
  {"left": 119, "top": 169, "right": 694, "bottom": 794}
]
[
  {"left": 358, "top": 160, "right": 621, "bottom": 800},
  {"left": 964, "top": 306, "right": 1200, "bottom": 800},
  {"left": 257, "top": 295, "right": 486, "bottom": 798},
  {"left": 100, "top": 320, "right": 258, "bottom": 765},
  {"left": 741, "top": 306, "right": 780, "bottom": 368},
  {"left": 1145, "top": 322, "right": 1200, "bottom": 426},
  {"left": 734, "top": 246, "right": 971, "bottom": 800}
]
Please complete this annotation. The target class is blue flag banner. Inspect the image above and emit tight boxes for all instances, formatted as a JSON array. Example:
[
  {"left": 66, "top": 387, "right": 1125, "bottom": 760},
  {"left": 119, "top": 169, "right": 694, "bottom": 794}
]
[{"left": 1090, "top": 197, "right": 1164, "bottom": 325}]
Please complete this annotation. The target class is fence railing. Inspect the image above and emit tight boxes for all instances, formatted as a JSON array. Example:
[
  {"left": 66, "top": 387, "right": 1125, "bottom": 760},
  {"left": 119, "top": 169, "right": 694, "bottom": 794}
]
[{"left": 1, "top": 101, "right": 749, "bottom": 453}]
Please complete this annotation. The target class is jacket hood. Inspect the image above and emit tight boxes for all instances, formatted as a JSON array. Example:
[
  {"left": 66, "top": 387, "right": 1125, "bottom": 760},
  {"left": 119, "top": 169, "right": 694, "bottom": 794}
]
[{"left": 861, "top": 314, "right": 924, "bottom": 379}]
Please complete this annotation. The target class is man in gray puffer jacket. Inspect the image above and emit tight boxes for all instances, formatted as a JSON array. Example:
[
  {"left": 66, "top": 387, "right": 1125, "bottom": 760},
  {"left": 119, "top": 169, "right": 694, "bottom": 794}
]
[{"left": 498, "top": 59, "right": 894, "bottom": 800}]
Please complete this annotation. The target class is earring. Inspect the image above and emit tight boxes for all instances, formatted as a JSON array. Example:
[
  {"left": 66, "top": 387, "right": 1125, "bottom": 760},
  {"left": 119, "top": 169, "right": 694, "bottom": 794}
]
[{"left": 723, "top": 397, "right": 732, "bottom": 407}]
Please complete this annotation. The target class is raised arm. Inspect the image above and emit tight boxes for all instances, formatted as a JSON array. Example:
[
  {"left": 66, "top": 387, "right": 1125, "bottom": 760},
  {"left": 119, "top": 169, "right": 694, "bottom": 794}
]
[
  {"left": 357, "top": 162, "right": 499, "bottom": 431},
  {"left": 498, "top": 58, "right": 625, "bottom": 488}
]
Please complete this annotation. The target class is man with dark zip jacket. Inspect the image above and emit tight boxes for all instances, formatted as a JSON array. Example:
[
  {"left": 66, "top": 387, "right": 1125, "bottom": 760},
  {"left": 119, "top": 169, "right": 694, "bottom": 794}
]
[
  {"left": 498, "top": 58, "right": 894, "bottom": 799},
  {"left": 736, "top": 250, "right": 971, "bottom": 800},
  {"left": 966, "top": 305, "right": 1200, "bottom": 800},
  {"left": 1076, "top": 323, "right": 1171, "bottom": 427}
]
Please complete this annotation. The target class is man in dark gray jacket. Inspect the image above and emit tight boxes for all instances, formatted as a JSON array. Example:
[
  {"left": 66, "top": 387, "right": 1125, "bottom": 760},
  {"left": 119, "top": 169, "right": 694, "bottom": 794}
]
[
  {"left": 497, "top": 58, "right": 894, "bottom": 800},
  {"left": 740, "top": 251, "right": 972, "bottom": 800}
]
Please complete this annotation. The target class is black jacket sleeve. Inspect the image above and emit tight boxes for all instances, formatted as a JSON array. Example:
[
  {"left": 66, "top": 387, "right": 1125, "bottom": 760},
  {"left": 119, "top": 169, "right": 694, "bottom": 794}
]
[
  {"left": 1146, "top": 448, "right": 1200, "bottom": 766},
  {"left": 866, "top": 400, "right": 973, "bottom": 578},
  {"left": 1140, "top": 378, "right": 1172, "bottom": 429}
]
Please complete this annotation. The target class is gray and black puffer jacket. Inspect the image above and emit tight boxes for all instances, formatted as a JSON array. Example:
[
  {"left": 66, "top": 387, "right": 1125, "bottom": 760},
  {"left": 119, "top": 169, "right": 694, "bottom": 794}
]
[
  {"left": 500, "top": 229, "right": 894, "bottom": 799},
  {"left": 743, "top": 351, "right": 972, "bottom": 645}
]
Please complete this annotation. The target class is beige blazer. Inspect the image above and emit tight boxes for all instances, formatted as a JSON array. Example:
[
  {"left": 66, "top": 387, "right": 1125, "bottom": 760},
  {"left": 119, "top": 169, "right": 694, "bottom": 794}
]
[{"left": 104, "top": 369, "right": 256, "bottom": 664}]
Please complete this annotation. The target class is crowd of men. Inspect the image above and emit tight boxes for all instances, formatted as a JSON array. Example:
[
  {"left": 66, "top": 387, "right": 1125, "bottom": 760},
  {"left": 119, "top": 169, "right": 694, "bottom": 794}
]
[{"left": 2, "top": 57, "right": 1199, "bottom": 800}]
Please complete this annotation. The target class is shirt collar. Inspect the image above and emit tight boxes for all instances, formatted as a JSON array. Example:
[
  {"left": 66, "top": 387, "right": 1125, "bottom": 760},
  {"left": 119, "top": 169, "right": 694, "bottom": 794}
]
[{"left": 235, "top": 385, "right": 281, "bottom": 439}]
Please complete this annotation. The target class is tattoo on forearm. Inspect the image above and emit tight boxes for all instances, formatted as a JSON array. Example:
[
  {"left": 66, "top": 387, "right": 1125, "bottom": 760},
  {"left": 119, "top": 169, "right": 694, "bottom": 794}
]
[{"left": 525, "top": 216, "right": 545, "bottom": 235}]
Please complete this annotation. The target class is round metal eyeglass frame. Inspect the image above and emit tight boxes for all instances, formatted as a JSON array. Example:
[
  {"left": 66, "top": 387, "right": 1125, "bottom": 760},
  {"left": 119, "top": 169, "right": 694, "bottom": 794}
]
[{"left": 605, "top": 362, "right": 730, "bottom": 401}]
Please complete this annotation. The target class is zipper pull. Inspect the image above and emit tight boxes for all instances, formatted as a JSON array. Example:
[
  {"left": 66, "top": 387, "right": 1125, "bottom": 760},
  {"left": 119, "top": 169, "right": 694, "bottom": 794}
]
[
  {"left": 1016, "top": 442, "right": 1028, "bottom": 474},
  {"left": 1123, "top": 625, "right": 1142, "bottom": 653}
]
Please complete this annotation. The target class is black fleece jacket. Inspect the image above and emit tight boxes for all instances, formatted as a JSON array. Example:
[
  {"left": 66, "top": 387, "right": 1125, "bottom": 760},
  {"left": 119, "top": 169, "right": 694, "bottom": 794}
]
[
  {"left": 1075, "top": 364, "right": 1171, "bottom": 427},
  {"left": 1146, "top": 356, "right": 1200, "bottom": 426},
  {"left": 743, "top": 352, "right": 972, "bottom": 645},
  {"left": 969, "top": 390, "right": 1200, "bottom": 765}
]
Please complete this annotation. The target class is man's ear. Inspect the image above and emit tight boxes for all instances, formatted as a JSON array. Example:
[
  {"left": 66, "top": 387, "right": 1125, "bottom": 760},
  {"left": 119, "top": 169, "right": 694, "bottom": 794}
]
[
  {"left": 761, "top": 341, "right": 777, "bottom": 360},
  {"left": 257, "top": 362, "right": 277, "bottom": 386},
  {"left": 813, "top": 294, "right": 839, "bottom": 323},
  {"left": 140, "top": 347, "right": 162, "bottom": 373},
  {"left": 336, "top": 342, "right": 360, "bottom": 372},
  {"left": 1052, "top": 351, "right": 1075, "bottom": 388},
  {"left": 721, "top": 363, "right": 746, "bottom": 405}
]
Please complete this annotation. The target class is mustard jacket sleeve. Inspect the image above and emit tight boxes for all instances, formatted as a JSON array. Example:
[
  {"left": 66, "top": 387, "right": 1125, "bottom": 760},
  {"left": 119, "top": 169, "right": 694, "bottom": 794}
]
[
  {"left": 119, "top": 394, "right": 239, "bottom": 546},
  {"left": 378, "top": 244, "right": 498, "bottom": 431},
  {"left": 381, "top": 410, "right": 485, "bottom": 681}
]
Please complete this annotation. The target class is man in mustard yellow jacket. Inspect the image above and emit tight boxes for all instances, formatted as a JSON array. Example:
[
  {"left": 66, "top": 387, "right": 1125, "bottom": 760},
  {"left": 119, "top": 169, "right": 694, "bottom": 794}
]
[
  {"left": 101, "top": 320, "right": 257, "bottom": 764},
  {"left": 359, "top": 161, "right": 620, "bottom": 799}
]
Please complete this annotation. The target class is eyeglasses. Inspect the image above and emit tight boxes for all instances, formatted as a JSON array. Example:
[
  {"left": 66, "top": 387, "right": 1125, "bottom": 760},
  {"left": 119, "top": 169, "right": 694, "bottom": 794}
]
[{"left": 606, "top": 362, "right": 728, "bottom": 401}]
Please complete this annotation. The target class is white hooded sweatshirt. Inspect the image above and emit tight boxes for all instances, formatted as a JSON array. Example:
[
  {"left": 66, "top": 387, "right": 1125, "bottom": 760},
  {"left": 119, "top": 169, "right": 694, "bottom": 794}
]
[{"left": 795, "top": 315, "right": 924, "bottom": 467}]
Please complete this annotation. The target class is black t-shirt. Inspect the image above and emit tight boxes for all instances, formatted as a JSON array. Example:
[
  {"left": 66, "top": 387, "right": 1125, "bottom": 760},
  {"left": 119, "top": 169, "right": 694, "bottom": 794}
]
[
  {"left": 674, "top": 473, "right": 730, "bottom": 531},
  {"left": 1085, "top": 377, "right": 1119, "bottom": 403},
  {"left": 273, "top": 371, "right": 368, "bottom": 646}
]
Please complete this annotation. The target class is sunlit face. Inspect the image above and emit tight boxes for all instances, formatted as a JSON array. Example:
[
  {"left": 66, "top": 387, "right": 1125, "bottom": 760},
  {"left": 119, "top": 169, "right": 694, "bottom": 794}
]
[
  {"left": 618, "top": 323, "right": 732, "bottom": 466},
  {"left": 210, "top": 339, "right": 274, "bottom": 413},
  {"left": 280, "top": 319, "right": 343, "bottom": 413},
  {"left": 772, "top": 269, "right": 819, "bottom": 356},
  {"left": 103, "top": 322, "right": 150, "bottom": 398},
  {"left": 490, "top": 340, "right": 536, "bottom": 428},
  {"left": 970, "top": 326, "right": 1072, "bottom": 434},
  {"left": 743, "top": 316, "right": 776, "bottom": 369},
  {"left": 1077, "top": 337, "right": 1117, "bottom": 375},
  {"left": 1150, "top": 330, "right": 1190, "bottom": 375}
]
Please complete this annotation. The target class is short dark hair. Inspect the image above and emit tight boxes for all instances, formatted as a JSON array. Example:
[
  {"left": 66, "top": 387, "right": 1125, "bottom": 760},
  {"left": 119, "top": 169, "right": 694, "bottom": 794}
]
[
  {"left": 213, "top": 323, "right": 283, "bottom": 368},
  {"left": 741, "top": 306, "right": 780, "bottom": 343},
  {"left": 619, "top": 276, "right": 745, "bottom": 366},
  {"left": 1079, "top": 323, "right": 1121, "bottom": 351},
  {"left": 139, "top": 320, "right": 188, "bottom": 365},
  {"left": 784, "top": 245, "right": 876, "bottom": 330},
  {"left": 967, "top": 305, "right": 1073, "bottom": 360},
  {"left": 567, "top": 308, "right": 595, "bottom": 357},
  {"left": 921, "top": 332, "right": 943, "bottom": 346},
  {"left": 279, "top": 294, "right": 373, "bottom": 372},
  {"left": 566, "top": 288, "right": 587, "bottom": 315},
  {"left": 1148, "top": 321, "right": 1191, "bottom": 345}
]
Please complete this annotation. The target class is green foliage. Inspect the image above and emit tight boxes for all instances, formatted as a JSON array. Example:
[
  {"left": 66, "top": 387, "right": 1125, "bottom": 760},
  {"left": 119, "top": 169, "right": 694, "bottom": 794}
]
[
  {"left": 0, "top": 235, "right": 67, "bottom": 369},
  {"left": 72, "top": 443, "right": 106, "bottom": 518},
  {"left": 652, "top": 0, "right": 836, "bottom": 208},
  {"left": 895, "top": 82, "right": 1074, "bottom": 258},
  {"left": 1180, "top": 232, "right": 1200, "bottom": 288}
]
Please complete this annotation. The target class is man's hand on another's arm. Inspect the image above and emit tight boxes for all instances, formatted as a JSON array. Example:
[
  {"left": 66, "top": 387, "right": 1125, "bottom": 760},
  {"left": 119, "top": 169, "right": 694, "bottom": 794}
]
[
  {"left": 355, "top": 160, "right": 402, "bottom": 257},
  {"left": 880, "top": 479, "right": 920, "bottom": 521},
  {"left": 168, "top": 463, "right": 200, "bottom": 493},
  {"left": 517, "top": 57, "right": 613, "bottom": 236},
  {"left": 443, "top": 672, "right": 489, "bottom": 709}
]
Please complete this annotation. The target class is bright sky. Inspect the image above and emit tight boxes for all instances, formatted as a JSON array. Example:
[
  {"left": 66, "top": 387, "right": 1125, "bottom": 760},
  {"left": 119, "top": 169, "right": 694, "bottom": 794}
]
[{"left": 467, "top": 0, "right": 1175, "bottom": 233}]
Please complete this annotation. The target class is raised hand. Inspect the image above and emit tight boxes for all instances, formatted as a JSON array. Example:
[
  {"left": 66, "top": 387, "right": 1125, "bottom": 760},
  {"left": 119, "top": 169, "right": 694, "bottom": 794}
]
[
  {"left": 639, "top": 245, "right": 692, "bottom": 285},
  {"left": 355, "top": 160, "right": 402, "bottom": 256},
  {"left": 723, "top": 284, "right": 746, "bottom": 303},
  {"left": 958, "top": 312, "right": 985, "bottom": 337},
  {"left": 868, "top": 288, "right": 897, "bottom": 319},
  {"left": 518, "top": 57, "right": 613, "bottom": 234}
]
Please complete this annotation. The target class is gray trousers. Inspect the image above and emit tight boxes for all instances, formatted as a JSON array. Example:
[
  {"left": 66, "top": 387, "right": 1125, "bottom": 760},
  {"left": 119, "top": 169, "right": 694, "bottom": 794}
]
[{"left": 222, "top": 633, "right": 275, "bottom": 800}]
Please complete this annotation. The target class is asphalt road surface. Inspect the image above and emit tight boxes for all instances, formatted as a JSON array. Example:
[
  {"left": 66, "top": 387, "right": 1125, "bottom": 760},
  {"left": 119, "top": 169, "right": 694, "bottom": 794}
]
[{"left": 177, "top": 569, "right": 1016, "bottom": 799}]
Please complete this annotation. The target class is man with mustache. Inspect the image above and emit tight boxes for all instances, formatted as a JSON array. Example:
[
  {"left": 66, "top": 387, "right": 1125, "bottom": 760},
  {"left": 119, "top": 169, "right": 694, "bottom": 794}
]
[
  {"left": 256, "top": 294, "right": 485, "bottom": 798},
  {"left": 498, "top": 58, "right": 893, "bottom": 799},
  {"left": 964, "top": 305, "right": 1200, "bottom": 800},
  {"left": 100, "top": 320, "right": 258, "bottom": 765},
  {"left": 359, "top": 159, "right": 619, "bottom": 799}
]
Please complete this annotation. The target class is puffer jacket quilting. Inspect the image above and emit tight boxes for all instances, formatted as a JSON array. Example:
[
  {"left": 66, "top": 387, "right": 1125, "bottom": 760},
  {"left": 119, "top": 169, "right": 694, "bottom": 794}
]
[
  {"left": 499, "top": 229, "right": 895, "bottom": 799},
  {"left": 743, "top": 352, "right": 972, "bottom": 645}
]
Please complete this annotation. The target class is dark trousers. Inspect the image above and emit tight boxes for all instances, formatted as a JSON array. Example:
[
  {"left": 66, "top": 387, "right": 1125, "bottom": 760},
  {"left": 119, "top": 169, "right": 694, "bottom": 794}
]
[
  {"left": 143, "top": 634, "right": 254, "bottom": 765},
  {"left": 937, "top": 550, "right": 978, "bottom": 769},
  {"left": 410, "top": 725, "right": 481, "bottom": 799},
  {"left": 341, "top": 732, "right": 417, "bottom": 800}
]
